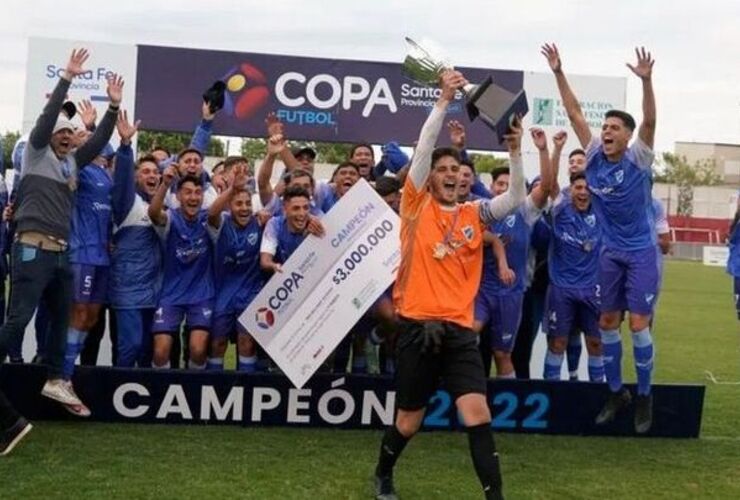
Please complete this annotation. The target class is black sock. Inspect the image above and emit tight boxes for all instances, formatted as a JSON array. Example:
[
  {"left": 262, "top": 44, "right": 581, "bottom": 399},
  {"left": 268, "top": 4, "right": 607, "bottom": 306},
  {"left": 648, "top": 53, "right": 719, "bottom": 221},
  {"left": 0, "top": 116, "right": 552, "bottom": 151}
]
[
  {"left": 466, "top": 424, "right": 504, "bottom": 500},
  {"left": 375, "top": 426, "right": 410, "bottom": 477},
  {"left": 0, "top": 390, "right": 21, "bottom": 430}
]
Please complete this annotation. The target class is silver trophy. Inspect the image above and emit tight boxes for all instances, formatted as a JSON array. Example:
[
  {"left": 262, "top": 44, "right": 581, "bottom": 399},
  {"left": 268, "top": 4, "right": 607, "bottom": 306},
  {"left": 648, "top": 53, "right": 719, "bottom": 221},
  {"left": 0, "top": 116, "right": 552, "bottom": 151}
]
[{"left": 402, "top": 37, "right": 528, "bottom": 141}]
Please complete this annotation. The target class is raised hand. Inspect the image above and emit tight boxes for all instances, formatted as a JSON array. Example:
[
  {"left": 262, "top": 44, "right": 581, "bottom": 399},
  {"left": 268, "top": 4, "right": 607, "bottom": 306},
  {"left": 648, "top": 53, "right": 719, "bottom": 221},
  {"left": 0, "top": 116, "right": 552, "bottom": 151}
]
[
  {"left": 233, "top": 164, "right": 250, "bottom": 190},
  {"left": 439, "top": 70, "right": 467, "bottom": 102},
  {"left": 530, "top": 127, "right": 547, "bottom": 151},
  {"left": 77, "top": 100, "right": 97, "bottom": 130},
  {"left": 162, "top": 165, "right": 179, "bottom": 187},
  {"left": 116, "top": 109, "right": 141, "bottom": 145},
  {"left": 202, "top": 100, "right": 216, "bottom": 121},
  {"left": 552, "top": 130, "right": 568, "bottom": 149},
  {"left": 503, "top": 115, "right": 523, "bottom": 153},
  {"left": 265, "top": 112, "right": 284, "bottom": 137},
  {"left": 106, "top": 73, "right": 125, "bottom": 106},
  {"left": 627, "top": 46, "right": 654, "bottom": 81},
  {"left": 64, "top": 48, "right": 90, "bottom": 79},
  {"left": 447, "top": 120, "right": 466, "bottom": 149},
  {"left": 267, "top": 133, "right": 286, "bottom": 156},
  {"left": 540, "top": 43, "right": 562, "bottom": 73}
]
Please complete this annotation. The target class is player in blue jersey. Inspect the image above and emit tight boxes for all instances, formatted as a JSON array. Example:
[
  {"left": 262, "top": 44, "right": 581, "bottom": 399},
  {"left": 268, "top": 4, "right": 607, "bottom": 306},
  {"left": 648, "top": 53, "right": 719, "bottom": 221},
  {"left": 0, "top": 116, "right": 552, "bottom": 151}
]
[
  {"left": 260, "top": 186, "right": 314, "bottom": 273},
  {"left": 726, "top": 197, "right": 740, "bottom": 321},
  {"left": 316, "top": 162, "right": 361, "bottom": 213},
  {"left": 543, "top": 43, "right": 658, "bottom": 432},
  {"left": 149, "top": 166, "right": 214, "bottom": 370},
  {"left": 473, "top": 127, "right": 554, "bottom": 378},
  {"left": 109, "top": 111, "right": 161, "bottom": 368},
  {"left": 206, "top": 163, "right": 265, "bottom": 372}
]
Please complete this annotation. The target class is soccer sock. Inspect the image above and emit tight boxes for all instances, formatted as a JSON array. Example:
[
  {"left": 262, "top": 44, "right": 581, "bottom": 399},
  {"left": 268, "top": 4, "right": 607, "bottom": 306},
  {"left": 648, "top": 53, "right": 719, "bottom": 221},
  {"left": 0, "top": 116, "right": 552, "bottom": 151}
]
[
  {"left": 188, "top": 360, "right": 206, "bottom": 370},
  {"left": 632, "top": 328, "right": 654, "bottom": 396},
  {"left": 588, "top": 355, "right": 605, "bottom": 382},
  {"left": 63, "top": 328, "right": 88, "bottom": 379},
  {"left": 152, "top": 361, "right": 171, "bottom": 370},
  {"left": 543, "top": 349, "right": 564, "bottom": 380},
  {"left": 375, "top": 426, "right": 410, "bottom": 477},
  {"left": 566, "top": 334, "right": 582, "bottom": 380},
  {"left": 466, "top": 423, "right": 504, "bottom": 500},
  {"left": 352, "top": 354, "right": 367, "bottom": 374},
  {"left": 238, "top": 355, "right": 258, "bottom": 373},
  {"left": 206, "top": 357, "right": 224, "bottom": 371},
  {"left": 600, "top": 329, "right": 623, "bottom": 392}
]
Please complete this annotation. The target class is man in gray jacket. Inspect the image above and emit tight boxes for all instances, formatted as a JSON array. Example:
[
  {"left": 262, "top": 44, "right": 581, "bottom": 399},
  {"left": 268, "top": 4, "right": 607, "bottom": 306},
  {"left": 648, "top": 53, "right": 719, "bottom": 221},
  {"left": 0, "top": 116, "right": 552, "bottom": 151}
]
[{"left": 0, "top": 48, "right": 124, "bottom": 453}]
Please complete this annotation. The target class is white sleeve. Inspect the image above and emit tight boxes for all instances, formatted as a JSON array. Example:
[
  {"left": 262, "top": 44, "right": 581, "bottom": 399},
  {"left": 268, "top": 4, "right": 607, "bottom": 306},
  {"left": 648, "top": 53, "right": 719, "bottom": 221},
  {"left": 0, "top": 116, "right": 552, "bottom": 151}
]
[
  {"left": 478, "top": 152, "right": 527, "bottom": 224},
  {"left": 207, "top": 212, "right": 227, "bottom": 243},
  {"left": 629, "top": 137, "right": 655, "bottom": 171},
  {"left": 653, "top": 199, "right": 670, "bottom": 234},
  {"left": 585, "top": 136, "right": 602, "bottom": 164},
  {"left": 407, "top": 102, "right": 448, "bottom": 189},
  {"left": 522, "top": 195, "right": 544, "bottom": 227},
  {"left": 154, "top": 211, "right": 171, "bottom": 241},
  {"left": 260, "top": 218, "right": 279, "bottom": 256}
]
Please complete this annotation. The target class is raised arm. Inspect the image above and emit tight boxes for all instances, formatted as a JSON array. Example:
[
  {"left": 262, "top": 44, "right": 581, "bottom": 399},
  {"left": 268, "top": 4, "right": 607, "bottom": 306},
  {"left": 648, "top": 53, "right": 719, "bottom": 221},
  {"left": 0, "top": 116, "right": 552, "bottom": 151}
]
[
  {"left": 75, "top": 74, "right": 123, "bottom": 166},
  {"left": 29, "top": 49, "right": 89, "bottom": 149},
  {"left": 208, "top": 163, "right": 249, "bottom": 228},
  {"left": 407, "top": 71, "right": 466, "bottom": 189},
  {"left": 541, "top": 43, "right": 592, "bottom": 148},
  {"left": 549, "top": 130, "right": 567, "bottom": 199},
  {"left": 258, "top": 134, "right": 287, "bottom": 206},
  {"left": 528, "top": 127, "right": 552, "bottom": 208},
  {"left": 479, "top": 119, "right": 527, "bottom": 224},
  {"left": 190, "top": 101, "right": 216, "bottom": 154},
  {"left": 627, "top": 47, "right": 656, "bottom": 149},
  {"left": 111, "top": 110, "right": 140, "bottom": 225},
  {"left": 149, "top": 165, "right": 177, "bottom": 226}
]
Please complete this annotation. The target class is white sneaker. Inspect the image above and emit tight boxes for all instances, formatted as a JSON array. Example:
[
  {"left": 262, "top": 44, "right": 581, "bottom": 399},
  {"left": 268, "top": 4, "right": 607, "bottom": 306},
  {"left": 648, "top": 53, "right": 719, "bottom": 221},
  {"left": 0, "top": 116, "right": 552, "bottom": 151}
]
[{"left": 41, "top": 379, "right": 81, "bottom": 406}]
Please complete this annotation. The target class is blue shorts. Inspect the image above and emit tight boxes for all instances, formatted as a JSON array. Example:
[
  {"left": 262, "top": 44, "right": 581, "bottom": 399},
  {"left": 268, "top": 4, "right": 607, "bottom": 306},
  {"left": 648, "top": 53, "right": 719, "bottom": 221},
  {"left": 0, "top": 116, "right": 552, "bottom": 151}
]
[
  {"left": 599, "top": 246, "right": 658, "bottom": 316},
  {"left": 72, "top": 264, "right": 109, "bottom": 304},
  {"left": 545, "top": 284, "right": 600, "bottom": 338},
  {"left": 152, "top": 301, "right": 213, "bottom": 334},
  {"left": 211, "top": 312, "right": 248, "bottom": 339},
  {"left": 474, "top": 290, "right": 523, "bottom": 353},
  {"left": 734, "top": 277, "right": 740, "bottom": 320}
]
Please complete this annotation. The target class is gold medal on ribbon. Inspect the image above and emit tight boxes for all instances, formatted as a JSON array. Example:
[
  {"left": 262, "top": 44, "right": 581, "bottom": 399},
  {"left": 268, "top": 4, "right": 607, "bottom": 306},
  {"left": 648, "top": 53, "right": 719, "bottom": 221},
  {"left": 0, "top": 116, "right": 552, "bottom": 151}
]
[{"left": 433, "top": 242, "right": 447, "bottom": 260}]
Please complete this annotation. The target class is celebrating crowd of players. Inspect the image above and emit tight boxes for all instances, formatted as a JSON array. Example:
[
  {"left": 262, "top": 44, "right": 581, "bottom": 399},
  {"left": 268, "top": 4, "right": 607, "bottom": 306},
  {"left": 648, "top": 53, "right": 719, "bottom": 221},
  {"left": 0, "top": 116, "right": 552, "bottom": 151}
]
[{"left": 0, "top": 42, "right": 727, "bottom": 480}]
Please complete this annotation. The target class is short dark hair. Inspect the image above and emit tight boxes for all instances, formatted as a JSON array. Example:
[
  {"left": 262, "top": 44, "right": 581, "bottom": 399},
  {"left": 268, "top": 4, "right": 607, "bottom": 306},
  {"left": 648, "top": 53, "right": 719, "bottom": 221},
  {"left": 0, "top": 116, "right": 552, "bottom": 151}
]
[
  {"left": 431, "top": 147, "right": 461, "bottom": 167},
  {"left": 211, "top": 161, "right": 225, "bottom": 175},
  {"left": 223, "top": 156, "right": 249, "bottom": 171},
  {"left": 150, "top": 146, "right": 170, "bottom": 156},
  {"left": 460, "top": 159, "right": 476, "bottom": 175},
  {"left": 568, "top": 148, "right": 586, "bottom": 159},
  {"left": 332, "top": 161, "right": 360, "bottom": 180},
  {"left": 285, "top": 168, "right": 315, "bottom": 188},
  {"left": 283, "top": 185, "right": 311, "bottom": 203},
  {"left": 604, "top": 110, "right": 636, "bottom": 132},
  {"left": 491, "top": 166, "right": 510, "bottom": 182},
  {"left": 136, "top": 154, "right": 159, "bottom": 170},
  {"left": 177, "top": 174, "right": 203, "bottom": 190},
  {"left": 177, "top": 147, "right": 204, "bottom": 161},
  {"left": 570, "top": 172, "right": 587, "bottom": 184},
  {"left": 349, "top": 143, "right": 374, "bottom": 159}
]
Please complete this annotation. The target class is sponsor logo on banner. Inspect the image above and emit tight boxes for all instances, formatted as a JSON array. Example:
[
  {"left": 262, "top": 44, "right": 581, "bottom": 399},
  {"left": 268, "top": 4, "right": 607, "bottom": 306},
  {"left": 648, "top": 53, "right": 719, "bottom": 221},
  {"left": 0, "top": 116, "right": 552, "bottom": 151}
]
[
  {"left": 531, "top": 95, "right": 618, "bottom": 129},
  {"left": 222, "top": 63, "right": 270, "bottom": 119},
  {"left": 255, "top": 307, "right": 275, "bottom": 329},
  {"left": 532, "top": 98, "right": 554, "bottom": 125}
]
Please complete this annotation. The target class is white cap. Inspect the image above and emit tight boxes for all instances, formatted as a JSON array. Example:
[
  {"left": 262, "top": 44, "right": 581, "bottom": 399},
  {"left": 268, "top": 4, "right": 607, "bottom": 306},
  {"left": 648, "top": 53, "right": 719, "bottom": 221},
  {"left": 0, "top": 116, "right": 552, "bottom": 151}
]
[{"left": 52, "top": 118, "right": 76, "bottom": 135}]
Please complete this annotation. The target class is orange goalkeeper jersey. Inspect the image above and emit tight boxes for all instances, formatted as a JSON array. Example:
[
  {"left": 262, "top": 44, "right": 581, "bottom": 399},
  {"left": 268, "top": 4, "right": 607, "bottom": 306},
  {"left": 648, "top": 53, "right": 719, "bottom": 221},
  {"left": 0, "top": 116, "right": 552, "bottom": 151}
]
[{"left": 392, "top": 177, "right": 485, "bottom": 328}]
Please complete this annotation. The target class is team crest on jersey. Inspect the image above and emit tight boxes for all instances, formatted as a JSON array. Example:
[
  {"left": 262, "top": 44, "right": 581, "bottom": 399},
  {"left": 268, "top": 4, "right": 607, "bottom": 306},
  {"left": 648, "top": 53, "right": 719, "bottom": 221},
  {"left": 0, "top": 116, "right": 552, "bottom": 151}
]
[
  {"left": 615, "top": 170, "right": 624, "bottom": 184},
  {"left": 462, "top": 225, "right": 474, "bottom": 242},
  {"left": 505, "top": 214, "right": 516, "bottom": 228},
  {"left": 585, "top": 214, "right": 596, "bottom": 227},
  {"left": 645, "top": 293, "right": 655, "bottom": 304},
  {"left": 248, "top": 232, "right": 258, "bottom": 246}
]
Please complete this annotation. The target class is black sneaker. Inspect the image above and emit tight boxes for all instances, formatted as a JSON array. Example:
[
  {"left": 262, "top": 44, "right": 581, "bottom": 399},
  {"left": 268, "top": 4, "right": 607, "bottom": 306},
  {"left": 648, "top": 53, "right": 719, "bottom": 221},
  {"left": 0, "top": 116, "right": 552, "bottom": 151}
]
[
  {"left": 595, "top": 387, "right": 632, "bottom": 425},
  {"left": 0, "top": 417, "right": 33, "bottom": 456},
  {"left": 374, "top": 473, "right": 398, "bottom": 500},
  {"left": 634, "top": 393, "right": 654, "bottom": 434}
]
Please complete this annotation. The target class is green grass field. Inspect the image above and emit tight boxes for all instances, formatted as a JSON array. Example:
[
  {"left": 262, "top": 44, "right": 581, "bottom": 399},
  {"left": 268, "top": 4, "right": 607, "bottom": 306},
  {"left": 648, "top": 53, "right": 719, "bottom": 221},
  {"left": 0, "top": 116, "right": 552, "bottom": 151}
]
[{"left": 1, "top": 261, "right": 738, "bottom": 499}]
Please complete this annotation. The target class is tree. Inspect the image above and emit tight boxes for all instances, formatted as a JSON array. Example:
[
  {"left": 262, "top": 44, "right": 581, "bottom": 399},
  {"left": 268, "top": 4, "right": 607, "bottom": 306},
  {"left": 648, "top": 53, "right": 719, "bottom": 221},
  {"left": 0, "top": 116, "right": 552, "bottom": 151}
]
[
  {"left": 654, "top": 153, "right": 723, "bottom": 216},
  {"left": 469, "top": 153, "right": 509, "bottom": 173},
  {"left": 1, "top": 131, "right": 21, "bottom": 171},
  {"left": 241, "top": 138, "right": 267, "bottom": 163},
  {"left": 241, "top": 139, "right": 356, "bottom": 164},
  {"left": 137, "top": 130, "right": 225, "bottom": 157}
]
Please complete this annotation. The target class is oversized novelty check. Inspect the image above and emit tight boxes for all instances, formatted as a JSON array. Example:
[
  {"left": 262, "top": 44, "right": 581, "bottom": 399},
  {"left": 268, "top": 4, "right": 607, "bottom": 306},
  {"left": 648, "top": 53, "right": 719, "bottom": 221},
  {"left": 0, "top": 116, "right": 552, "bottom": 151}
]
[{"left": 239, "top": 179, "right": 401, "bottom": 388}]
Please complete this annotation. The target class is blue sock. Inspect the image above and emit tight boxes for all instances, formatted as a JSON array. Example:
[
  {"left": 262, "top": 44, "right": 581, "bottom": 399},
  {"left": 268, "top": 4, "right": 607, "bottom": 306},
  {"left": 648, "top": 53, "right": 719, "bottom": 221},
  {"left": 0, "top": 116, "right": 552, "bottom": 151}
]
[
  {"left": 632, "top": 328, "right": 654, "bottom": 396},
  {"left": 384, "top": 358, "right": 395, "bottom": 375},
  {"left": 544, "top": 349, "right": 564, "bottom": 380},
  {"left": 566, "top": 333, "right": 582, "bottom": 380},
  {"left": 206, "top": 357, "right": 224, "bottom": 371},
  {"left": 588, "top": 355, "right": 605, "bottom": 382},
  {"left": 352, "top": 355, "right": 367, "bottom": 374},
  {"left": 600, "top": 329, "right": 623, "bottom": 392},
  {"left": 238, "top": 355, "right": 257, "bottom": 373},
  {"left": 63, "top": 328, "right": 87, "bottom": 379}
]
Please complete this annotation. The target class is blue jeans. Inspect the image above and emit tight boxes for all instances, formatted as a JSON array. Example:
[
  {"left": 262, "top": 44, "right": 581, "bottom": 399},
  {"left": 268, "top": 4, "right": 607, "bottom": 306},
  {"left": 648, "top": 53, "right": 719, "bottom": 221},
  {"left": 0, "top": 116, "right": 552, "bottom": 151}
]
[{"left": 0, "top": 242, "right": 73, "bottom": 379}]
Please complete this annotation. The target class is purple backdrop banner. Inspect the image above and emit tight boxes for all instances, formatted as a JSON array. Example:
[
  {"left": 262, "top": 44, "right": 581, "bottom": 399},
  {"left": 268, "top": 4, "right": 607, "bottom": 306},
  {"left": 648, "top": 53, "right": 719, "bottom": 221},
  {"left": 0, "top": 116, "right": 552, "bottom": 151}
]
[{"left": 135, "top": 45, "right": 524, "bottom": 150}]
